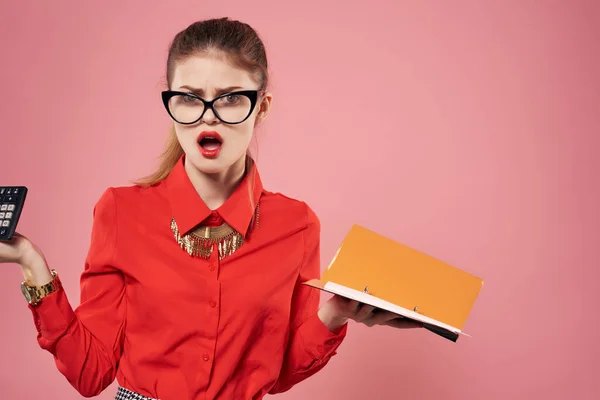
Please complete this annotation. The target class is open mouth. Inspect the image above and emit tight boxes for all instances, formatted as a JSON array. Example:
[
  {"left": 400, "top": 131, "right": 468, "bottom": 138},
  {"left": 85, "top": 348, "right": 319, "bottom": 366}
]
[
  {"left": 197, "top": 131, "right": 224, "bottom": 158},
  {"left": 198, "top": 136, "right": 222, "bottom": 150}
]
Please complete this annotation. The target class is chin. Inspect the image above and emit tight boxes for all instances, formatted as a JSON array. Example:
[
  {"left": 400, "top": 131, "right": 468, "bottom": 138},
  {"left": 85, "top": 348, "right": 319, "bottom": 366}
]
[
  {"left": 186, "top": 150, "right": 243, "bottom": 176},
  {"left": 188, "top": 157, "right": 229, "bottom": 175}
]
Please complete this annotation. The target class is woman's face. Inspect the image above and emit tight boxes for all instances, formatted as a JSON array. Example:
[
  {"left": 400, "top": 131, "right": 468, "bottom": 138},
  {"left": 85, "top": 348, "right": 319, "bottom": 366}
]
[{"left": 169, "top": 53, "right": 271, "bottom": 175}]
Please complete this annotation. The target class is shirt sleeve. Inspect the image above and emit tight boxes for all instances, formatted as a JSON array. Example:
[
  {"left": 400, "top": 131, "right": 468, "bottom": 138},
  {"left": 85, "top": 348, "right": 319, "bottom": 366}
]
[
  {"left": 28, "top": 188, "right": 127, "bottom": 397},
  {"left": 269, "top": 203, "right": 347, "bottom": 394}
]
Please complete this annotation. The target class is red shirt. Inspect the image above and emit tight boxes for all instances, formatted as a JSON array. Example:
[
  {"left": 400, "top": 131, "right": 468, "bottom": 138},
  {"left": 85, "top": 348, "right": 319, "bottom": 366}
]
[{"left": 28, "top": 156, "right": 347, "bottom": 399}]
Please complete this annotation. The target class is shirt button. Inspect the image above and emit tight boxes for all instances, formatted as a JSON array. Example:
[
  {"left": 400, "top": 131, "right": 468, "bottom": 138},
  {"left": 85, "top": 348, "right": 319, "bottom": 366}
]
[
  {"left": 317, "top": 345, "right": 325, "bottom": 353},
  {"left": 208, "top": 264, "right": 216, "bottom": 271},
  {"left": 209, "top": 300, "right": 217, "bottom": 308},
  {"left": 203, "top": 353, "right": 210, "bottom": 362}
]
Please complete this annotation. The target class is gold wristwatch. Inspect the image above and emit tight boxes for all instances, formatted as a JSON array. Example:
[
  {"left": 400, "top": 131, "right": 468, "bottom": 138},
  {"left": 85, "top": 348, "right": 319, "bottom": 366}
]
[{"left": 21, "top": 270, "right": 62, "bottom": 305}]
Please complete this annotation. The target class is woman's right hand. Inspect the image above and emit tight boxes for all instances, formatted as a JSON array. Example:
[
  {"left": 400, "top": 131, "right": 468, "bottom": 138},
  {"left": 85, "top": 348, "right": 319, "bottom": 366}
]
[
  {"left": 0, "top": 232, "right": 30, "bottom": 264},
  {"left": 0, "top": 232, "right": 53, "bottom": 285}
]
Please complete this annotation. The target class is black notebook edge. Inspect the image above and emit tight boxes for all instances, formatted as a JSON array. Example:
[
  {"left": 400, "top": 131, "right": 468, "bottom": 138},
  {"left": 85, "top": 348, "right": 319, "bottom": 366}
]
[
  {"left": 304, "top": 281, "right": 463, "bottom": 343},
  {"left": 422, "top": 322, "right": 460, "bottom": 342}
]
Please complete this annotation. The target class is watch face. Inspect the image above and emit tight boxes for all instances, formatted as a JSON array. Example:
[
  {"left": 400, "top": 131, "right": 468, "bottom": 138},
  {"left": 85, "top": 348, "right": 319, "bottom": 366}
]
[{"left": 21, "top": 284, "right": 32, "bottom": 302}]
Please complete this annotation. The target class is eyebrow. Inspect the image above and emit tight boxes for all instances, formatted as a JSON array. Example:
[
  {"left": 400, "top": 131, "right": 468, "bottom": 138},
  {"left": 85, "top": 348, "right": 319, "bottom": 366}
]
[{"left": 178, "top": 85, "right": 245, "bottom": 96}]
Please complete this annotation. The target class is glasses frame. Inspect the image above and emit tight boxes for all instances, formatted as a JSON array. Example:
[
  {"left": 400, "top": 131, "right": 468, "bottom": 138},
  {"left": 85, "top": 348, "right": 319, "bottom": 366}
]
[{"left": 161, "top": 90, "right": 263, "bottom": 125}]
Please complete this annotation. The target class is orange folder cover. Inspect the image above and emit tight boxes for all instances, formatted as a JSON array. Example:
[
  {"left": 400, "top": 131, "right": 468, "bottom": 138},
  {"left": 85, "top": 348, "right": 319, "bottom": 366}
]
[{"left": 304, "top": 225, "right": 484, "bottom": 342}]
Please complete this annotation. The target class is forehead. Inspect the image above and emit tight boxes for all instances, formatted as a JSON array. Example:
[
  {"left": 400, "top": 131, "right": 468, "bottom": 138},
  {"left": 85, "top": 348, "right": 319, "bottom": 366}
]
[{"left": 170, "top": 54, "right": 258, "bottom": 93}]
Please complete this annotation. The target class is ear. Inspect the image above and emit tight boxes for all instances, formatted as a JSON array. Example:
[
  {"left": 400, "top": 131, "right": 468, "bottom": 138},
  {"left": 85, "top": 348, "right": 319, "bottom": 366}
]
[{"left": 255, "top": 92, "right": 273, "bottom": 124}]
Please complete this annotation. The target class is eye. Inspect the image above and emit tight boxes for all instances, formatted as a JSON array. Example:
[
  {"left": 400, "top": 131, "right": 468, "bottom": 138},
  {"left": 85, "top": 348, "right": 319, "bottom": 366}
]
[
  {"left": 181, "top": 94, "right": 199, "bottom": 103},
  {"left": 217, "top": 94, "right": 240, "bottom": 105}
]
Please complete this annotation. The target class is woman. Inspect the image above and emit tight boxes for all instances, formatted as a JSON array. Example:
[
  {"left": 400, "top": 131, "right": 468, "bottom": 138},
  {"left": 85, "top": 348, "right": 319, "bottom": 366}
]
[{"left": 1, "top": 18, "right": 421, "bottom": 400}]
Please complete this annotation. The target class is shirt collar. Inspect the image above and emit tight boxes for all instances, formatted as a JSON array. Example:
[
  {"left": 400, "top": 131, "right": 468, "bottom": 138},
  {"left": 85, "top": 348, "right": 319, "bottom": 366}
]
[{"left": 165, "top": 155, "right": 263, "bottom": 237}]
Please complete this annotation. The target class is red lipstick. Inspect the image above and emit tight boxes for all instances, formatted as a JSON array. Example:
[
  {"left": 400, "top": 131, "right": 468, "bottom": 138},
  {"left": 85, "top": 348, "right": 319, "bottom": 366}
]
[{"left": 197, "top": 131, "right": 223, "bottom": 158}]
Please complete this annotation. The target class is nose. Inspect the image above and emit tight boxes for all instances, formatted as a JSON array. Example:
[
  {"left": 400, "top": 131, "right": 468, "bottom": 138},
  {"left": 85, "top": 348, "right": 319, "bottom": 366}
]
[{"left": 201, "top": 107, "right": 219, "bottom": 125}]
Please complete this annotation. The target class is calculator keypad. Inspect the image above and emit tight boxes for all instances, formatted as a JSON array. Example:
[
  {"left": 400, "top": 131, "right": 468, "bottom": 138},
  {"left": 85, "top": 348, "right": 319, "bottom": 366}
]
[{"left": 0, "top": 186, "right": 27, "bottom": 240}]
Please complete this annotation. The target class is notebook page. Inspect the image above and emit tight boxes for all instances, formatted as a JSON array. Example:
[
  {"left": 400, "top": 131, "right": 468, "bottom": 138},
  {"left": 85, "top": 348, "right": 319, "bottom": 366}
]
[{"left": 323, "top": 281, "right": 463, "bottom": 335}]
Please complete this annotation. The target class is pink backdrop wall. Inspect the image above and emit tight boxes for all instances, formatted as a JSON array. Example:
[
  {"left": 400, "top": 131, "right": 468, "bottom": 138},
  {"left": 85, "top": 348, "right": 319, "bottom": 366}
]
[{"left": 1, "top": 1, "right": 598, "bottom": 399}]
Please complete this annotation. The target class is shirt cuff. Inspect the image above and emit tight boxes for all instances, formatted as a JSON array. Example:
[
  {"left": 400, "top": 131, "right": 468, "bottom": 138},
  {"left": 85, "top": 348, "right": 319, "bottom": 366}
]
[
  {"left": 299, "top": 311, "right": 348, "bottom": 360},
  {"left": 28, "top": 276, "right": 76, "bottom": 341}
]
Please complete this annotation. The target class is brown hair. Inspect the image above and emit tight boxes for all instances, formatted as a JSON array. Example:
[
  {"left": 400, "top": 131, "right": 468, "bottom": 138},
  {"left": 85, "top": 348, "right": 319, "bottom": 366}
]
[{"left": 135, "top": 17, "right": 269, "bottom": 186}]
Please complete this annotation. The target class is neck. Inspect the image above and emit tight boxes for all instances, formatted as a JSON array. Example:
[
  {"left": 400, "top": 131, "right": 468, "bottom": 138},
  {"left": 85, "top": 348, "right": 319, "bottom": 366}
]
[{"left": 184, "top": 156, "right": 247, "bottom": 210}]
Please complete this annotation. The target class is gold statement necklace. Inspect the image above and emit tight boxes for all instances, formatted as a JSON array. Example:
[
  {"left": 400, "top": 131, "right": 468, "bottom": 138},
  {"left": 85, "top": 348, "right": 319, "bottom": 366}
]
[{"left": 171, "top": 204, "right": 260, "bottom": 260}]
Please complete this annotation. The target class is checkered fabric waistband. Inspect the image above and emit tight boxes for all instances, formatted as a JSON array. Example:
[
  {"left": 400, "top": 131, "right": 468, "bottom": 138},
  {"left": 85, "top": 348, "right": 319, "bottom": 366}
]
[{"left": 115, "top": 386, "right": 159, "bottom": 400}]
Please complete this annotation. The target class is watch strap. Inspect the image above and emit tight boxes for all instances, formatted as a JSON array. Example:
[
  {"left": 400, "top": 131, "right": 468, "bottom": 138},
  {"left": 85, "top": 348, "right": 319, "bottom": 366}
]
[{"left": 21, "top": 270, "right": 62, "bottom": 305}]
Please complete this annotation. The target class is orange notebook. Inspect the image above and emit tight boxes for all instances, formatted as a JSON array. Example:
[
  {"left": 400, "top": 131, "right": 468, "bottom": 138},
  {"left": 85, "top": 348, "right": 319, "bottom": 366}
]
[{"left": 304, "top": 225, "right": 484, "bottom": 342}]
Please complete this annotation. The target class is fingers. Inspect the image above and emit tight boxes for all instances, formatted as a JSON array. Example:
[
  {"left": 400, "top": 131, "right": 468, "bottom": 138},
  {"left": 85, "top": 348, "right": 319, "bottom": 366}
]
[
  {"left": 345, "top": 299, "right": 362, "bottom": 314},
  {"left": 352, "top": 306, "right": 424, "bottom": 329},
  {"left": 340, "top": 299, "right": 424, "bottom": 330},
  {"left": 359, "top": 309, "right": 399, "bottom": 327},
  {"left": 352, "top": 304, "right": 377, "bottom": 323},
  {"left": 383, "top": 317, "right": 424, "bottom": 329},
  {"left": 331, "top": 295, "right": 362, "bottom": 316}
]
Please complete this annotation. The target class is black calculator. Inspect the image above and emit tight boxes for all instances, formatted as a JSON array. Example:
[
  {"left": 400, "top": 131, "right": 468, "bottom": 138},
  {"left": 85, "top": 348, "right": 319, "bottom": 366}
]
[{"left": 0, "top": 186, "right": 27, "bottom": 241}]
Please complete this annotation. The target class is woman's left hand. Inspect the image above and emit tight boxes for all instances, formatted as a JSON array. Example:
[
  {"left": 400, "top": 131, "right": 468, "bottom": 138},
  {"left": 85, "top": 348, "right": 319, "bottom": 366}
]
[{"left": 318, "top": 294, "right": 423, "bottom": 332}]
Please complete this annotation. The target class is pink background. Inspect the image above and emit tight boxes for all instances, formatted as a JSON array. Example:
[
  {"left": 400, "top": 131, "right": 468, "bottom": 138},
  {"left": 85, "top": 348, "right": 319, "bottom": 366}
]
[{"left": 1, "top": 1, "right": 599, "bottom": 399}]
